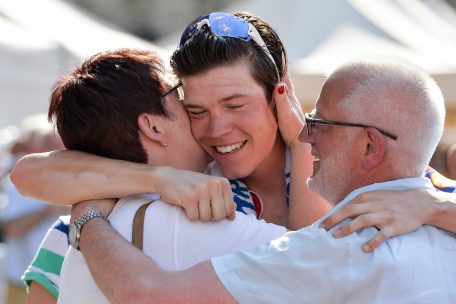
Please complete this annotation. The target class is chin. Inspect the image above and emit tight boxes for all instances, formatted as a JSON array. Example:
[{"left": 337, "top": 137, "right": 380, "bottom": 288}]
[
  {"left": 308, "top": 177, "right": 330, "bottom": 203},
  {"left": 307, "top": 178, "right": 319, "bottom": 195},
  {"left": 219, "top": 165, "right": 250, "bottom": 180}
]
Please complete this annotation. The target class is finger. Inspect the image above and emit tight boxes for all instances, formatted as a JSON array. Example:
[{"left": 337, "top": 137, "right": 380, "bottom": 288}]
[
  {"left": 184, "top": 199, "right": 200, "bottom": 222},
  {"left": 197, "top": 190, "right": 212, "bottom": 222},
  {"left": 348, "top": 190, "right": 395, "bottom": 206},
  {"left": 209, "top": 183, "right": 227, "bottom": 221},
  {"left": 331, "top": 213, "right": 384, "bottom": 238},
  {"left": 361, "top": 227, "right": 394, "bottom": 253},
  {"left": 274, "top": 83, "right": 303, "bottom": 136},
  {"left": 283, "top": 72, "right": 295, "bottom": 92},
  {"left": 321, "top": 207, "right": 357, "bottom": 230},
  {"left": 227, "top": 202, "right": 237, "bottom": 221},
  {"left": 322, "top": 203, "right": 375, "bottom": 230},
  {"left": 221, "top": 179, "right": 236, "bottom": 220},
  {"left": 347, "top": 192, "right": 375, "bottom": 205},
  {"left": 274, "top": 82, "right": 289, "bottom": 107}
]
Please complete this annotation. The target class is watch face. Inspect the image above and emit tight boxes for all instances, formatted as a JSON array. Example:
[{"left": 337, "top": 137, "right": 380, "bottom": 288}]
[{"left": 69, "top": 223, "right": 77, "bottom": 248}]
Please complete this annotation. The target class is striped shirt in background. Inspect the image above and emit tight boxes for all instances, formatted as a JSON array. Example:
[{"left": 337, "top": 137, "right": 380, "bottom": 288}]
[{"left": 22, "top": 215, "right": 70, "bottom": 297}]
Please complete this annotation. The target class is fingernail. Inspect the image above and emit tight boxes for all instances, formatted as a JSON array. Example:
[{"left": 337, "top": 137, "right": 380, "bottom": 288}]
[
  {"left": 362, "top": 244, "right": 371, "bottom": 253},
  {"left": 333, "top": 229, "right": 342, "bottom": 238},
  {"left": 319, "top": 222, "right": 325, "bottom": 229},
  {"left": 278, "top": 84, "right": 285, "bottom": 94}
]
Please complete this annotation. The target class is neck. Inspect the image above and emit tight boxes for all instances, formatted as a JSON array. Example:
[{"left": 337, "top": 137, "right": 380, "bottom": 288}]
[
  {"left": 244, "top": 136, "right": 286, "bottom": 193},
  {"left": 332, "top": 165, "right": 407, "bottom": 204}
]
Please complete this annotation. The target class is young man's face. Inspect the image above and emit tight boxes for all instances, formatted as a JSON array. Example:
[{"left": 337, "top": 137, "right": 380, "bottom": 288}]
[{"left": 181, "top": 63, "right": 280, "bottom": 180}]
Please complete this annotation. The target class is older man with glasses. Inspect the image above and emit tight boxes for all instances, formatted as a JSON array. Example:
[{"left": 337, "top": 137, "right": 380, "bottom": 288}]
[{"left": 66, "top": 59, "right": 456, "bottom": 303}]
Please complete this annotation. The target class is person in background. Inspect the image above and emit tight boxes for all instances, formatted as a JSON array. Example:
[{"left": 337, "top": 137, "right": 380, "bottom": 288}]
[
  {"left": 0, "top": 115, "right": 66, "bottom": 304},
  {"left": 446, "top": 142, "right": 456, "bottom": 179}
]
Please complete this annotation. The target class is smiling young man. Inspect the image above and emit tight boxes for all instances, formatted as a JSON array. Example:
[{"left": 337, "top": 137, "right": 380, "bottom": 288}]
[{"left": 72, "top": 59, "right": 455, "bottom": 303}]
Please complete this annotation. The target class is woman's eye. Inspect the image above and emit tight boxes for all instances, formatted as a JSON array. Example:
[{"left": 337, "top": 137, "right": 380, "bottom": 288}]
[{"left": 188, "top": 110, "right": 206, "bottom": 117}]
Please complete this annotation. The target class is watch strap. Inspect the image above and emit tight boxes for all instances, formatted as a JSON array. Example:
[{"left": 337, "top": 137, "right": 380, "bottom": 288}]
[
  {"left": 72, "top": 210, "right": 109, "bottom": 250},
  {"left": 75, "top": 210, "right": 106, "bottom": 226}
]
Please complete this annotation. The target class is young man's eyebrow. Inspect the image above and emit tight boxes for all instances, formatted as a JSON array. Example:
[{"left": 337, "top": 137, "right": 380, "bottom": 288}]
[
  {"left": 184, "top": 93, "right": 247, "bottom": 109},
  {"left": 219, "top": 93, "right": 246, "bottom": 102}
]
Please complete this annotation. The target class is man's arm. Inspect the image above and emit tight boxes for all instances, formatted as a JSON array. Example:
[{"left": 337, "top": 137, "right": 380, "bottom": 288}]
[
  {"left": 73, "top": 201, "right": 235, "bottom": 304},
  {"left": 11, "top": 150, "right": 235, "bottom": 220},
  {"left": 321, "top": 188, "right": 456, "bottom": 252}
]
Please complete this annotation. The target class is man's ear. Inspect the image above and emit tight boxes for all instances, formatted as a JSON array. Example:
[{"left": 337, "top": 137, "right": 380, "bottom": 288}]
[
  {"left": 138, "top": 113, "right": 166, "bottom": 146},
  {"left": 361, "top": 128, "right": 386, "bottom": 171}
]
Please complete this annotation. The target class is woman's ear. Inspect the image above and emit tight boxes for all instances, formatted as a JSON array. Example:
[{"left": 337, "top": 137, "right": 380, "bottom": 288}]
[{"left": 138, "top": 113, "right": 167, "bottom": 146}]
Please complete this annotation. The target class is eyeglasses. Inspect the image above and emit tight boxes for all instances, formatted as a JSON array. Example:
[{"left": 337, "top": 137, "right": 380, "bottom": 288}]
[
  {"left": 304, "top": 113, "right": 398, "bottom": 140},
  {"left": 179, "top": 12, "right": 279, "bottom": 80},
  {"left": 162, "top": 81, "right": 183, "bottom": 101}
]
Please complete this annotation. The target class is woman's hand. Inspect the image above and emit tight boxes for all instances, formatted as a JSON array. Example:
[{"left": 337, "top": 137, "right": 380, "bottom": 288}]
[
  {"left": 274, "top": 74, "right": 305, "bottom": 149},
  {"left": 321, "top": 189, "right": 434, "bottom": 252},
  {"left": 154, "top": 167, "right": 236, "bottom": 222}
]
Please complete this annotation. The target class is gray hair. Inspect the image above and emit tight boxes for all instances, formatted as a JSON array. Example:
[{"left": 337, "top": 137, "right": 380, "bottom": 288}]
[{"left": 334, "top": 60, "right": 445, "bottom": 177}]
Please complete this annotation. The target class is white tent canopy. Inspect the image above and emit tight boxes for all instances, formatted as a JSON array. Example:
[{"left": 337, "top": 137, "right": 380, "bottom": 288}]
[
  {"left": 0, "top": 0, "right": 167, "bottom": 130},
  {"left": 206, "top": 0, "right": 456, "bottom": 107},
  {"left": 0, "top": 14, "right": 66, "bottom": 131}
]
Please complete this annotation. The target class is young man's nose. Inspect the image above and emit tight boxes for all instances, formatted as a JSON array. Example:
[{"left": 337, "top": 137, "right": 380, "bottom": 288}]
[{"left": 208, "top": 115, "right": 232, "bottom": 138}]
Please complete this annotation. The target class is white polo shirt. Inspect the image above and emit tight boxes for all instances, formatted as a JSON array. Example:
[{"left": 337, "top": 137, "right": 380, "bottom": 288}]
[
  {"left": 212, "top": 177, "right": 456, "bottom": 303},
  {"left": 58, "top": 193, "right": 286, "bottom": 304}
]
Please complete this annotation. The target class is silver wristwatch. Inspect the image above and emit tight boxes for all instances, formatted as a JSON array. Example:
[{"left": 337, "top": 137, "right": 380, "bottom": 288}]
[{"left": 69, "top": 211, "right": 108, "bottom": 250}]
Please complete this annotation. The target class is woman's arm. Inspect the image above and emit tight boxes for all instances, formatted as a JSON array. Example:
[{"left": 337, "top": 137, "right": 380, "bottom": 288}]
[
  {"left": 321, "top": 188, "right": 456, "bottom": 252},
  {"left": 11, "top": 150, "right": 235, "bottom": 220},
  {"left": 287, "top": 140, "right": 331, "bottom": 229},
  {"left": 274, "top": 81, "right": 331, "bottom": 230},
  {"left": 426, "top": 190, "right": 456, "bottom": 232},
  {"left": 11, "top": 150, "right": 163, "bottom": 204}
]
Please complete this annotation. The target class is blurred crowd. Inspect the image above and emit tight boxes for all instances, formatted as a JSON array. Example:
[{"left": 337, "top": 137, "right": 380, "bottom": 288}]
[
  {"left": 0, "top": 114, "right": 67, "bottom": 304},
  {"left": 430, "top": 141, "right": 456, "bottom": 180}
]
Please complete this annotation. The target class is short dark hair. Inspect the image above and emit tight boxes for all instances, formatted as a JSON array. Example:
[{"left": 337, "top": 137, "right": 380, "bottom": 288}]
[
  {"left": 48, "top": 49, "right": 169, "bottom": 164},
  {"left": 171, "top": 12, "right": 288, "bottom": 102}
]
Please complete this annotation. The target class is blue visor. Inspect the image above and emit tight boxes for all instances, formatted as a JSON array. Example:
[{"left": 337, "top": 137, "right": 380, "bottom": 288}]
[
  {"left": 178, "top": 12, "right": 280, "bottom": 80},
  {"left": 179, "top": 13, "right": 252, "bottom": 47}
]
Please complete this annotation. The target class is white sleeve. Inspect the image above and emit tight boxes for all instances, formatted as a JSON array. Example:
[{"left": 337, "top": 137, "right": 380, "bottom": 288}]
[
  {"left": 211, "top": 226, "right": 351, "bottom": 303},
  {"left": 174, "top": 210, "right": 286, "bottom": 270}
]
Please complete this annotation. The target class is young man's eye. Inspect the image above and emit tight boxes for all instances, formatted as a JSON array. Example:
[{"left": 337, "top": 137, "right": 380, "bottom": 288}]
[{"left": 227, "top": 104, "right": 243, "bottom": 110}]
